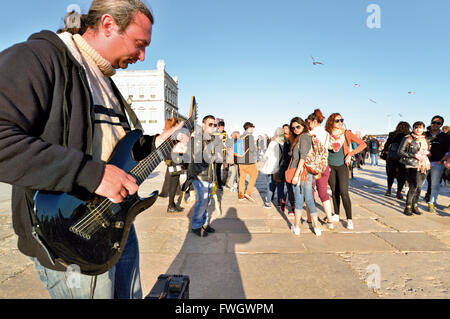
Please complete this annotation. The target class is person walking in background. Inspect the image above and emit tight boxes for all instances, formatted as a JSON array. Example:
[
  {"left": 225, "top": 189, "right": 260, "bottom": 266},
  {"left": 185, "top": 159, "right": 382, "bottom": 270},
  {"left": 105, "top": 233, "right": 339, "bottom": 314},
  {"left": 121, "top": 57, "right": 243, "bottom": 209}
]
[
  {"left": 288, "top": 117, "right": 321, "bottom": 236},
  {"left": 226, "top": 131, "right": 241, "bottom": 192},
  {"left": 257, "top": 135, "right": 264, "bottom": 162},
  {"left": 368, "top": 136, "right": 381, "bottom": 166},
  {"left": 398, "top": 121, "right": 431, "bottom": 216},
  {"left": 260, "top": 128, "right": 284, "bottom": 208},
  {"left": 237, "top": 122, "right": 259, "bottom": 202},
  {"left": 277, "top": 124, "right": 296, "bottom": 215},
  {"left": 214, "top": 121, "right": 228, "bottom": 191},
  {"left": 325, "top": 113, "right": 367, "bottom": 230},
  {"left": 424, "top": 115, "right": 449, "bottom": 213},
  {"left": 307, "top": 109, "right": 337, "bottom": 229},
  {"left": 382, "top": 121, "right": 410, "bottom": 199}
]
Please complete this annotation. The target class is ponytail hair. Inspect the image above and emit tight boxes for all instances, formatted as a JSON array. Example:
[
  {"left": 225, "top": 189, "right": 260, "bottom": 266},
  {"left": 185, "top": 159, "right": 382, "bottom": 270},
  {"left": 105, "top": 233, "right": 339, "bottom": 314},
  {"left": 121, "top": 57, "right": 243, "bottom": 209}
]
[
  {"left": 57, "top": 0, "right": 154, "bottom": 35},
  {"left": 57, "top": 11, "right": 88, "bottom": 35},
  {"left": 307, "top": 108, "right": 325, "bottom": 124}
]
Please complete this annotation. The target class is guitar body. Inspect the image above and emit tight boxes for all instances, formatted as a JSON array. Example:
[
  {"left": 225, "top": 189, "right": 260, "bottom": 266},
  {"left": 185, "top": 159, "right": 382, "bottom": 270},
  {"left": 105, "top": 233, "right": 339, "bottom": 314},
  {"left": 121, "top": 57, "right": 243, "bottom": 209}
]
[{"left": 33, "top": 130, "right": 158, "bottom": 275}]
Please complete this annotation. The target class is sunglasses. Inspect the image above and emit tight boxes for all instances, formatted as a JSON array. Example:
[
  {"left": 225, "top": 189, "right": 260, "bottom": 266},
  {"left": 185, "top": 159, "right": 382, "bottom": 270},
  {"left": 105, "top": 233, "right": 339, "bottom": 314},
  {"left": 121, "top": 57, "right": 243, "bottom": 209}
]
[
  {"left": 335, "top": 119, "right": 344, "bottom": 123},
  {"left": 291, "top": 125, "right": 302, "bottom": 130},
  {"left": 208, "top": 123, "right": 217, "bottom": 127},
  {"left": 431, "top": 121, "right": 442, "bottom": 125}
]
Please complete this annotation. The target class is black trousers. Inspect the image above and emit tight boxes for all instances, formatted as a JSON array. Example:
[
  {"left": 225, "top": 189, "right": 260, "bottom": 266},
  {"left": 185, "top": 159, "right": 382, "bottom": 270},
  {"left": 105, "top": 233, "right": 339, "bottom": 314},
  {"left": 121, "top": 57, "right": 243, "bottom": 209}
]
[
  {"left": 405, "top": 168, "right": 427, "bottom": 206},
  {"left": 328, "top": 164, "right": 352, "bottom": 219},
  {"left": 386, "top": 159, "right": 406, "bottom": 192},
  {"left": 167, "top": 173, "right": 181, "bottom": 207},
  {"left": 215, "top": 163, "right": 229, "bottom": 187}
]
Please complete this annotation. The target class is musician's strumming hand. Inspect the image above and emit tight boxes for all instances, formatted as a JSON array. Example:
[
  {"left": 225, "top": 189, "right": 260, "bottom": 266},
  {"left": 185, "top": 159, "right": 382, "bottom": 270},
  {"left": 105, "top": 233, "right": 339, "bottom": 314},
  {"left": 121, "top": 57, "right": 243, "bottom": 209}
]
[
  {"left": 95, "top": 164, "right": 139, "bottom": 203},
  {"left": 155, "top": 121, "right": 189, "bottom": 153}
]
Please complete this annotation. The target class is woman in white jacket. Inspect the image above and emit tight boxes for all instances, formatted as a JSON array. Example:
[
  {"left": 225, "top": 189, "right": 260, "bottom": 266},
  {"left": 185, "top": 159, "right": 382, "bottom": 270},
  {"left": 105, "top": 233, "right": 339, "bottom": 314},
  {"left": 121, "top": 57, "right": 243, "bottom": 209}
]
[{"left": 260, "top": 128, "right": 285, "bottom": 208}]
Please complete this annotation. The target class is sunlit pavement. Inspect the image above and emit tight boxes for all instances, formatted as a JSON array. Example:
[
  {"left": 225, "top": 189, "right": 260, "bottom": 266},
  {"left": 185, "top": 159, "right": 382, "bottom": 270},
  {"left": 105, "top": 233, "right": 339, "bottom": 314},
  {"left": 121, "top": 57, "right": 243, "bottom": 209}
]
[{"left": 0, "top": 161, "right": 449, "bottom": 299}]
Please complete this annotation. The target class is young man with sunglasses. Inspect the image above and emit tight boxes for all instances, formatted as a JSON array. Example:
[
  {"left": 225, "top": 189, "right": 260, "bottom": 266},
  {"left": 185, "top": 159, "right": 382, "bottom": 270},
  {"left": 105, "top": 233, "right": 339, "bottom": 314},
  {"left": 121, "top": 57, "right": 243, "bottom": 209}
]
[
  {"left": 424, "top": 115, "right": 449, "bottom": 213},
  {"left": 187, "top": 115, "right": 218, "bottom": 237}
]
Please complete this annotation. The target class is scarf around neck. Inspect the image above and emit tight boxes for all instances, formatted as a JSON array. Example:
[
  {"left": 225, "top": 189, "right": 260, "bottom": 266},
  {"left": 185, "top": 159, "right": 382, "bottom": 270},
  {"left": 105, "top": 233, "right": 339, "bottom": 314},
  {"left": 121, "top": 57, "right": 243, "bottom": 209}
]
[
  {"left": 411, "top": 133, "right": 431, "bottom": 174},
  {"left": 329, "top": 128, "right": 346, "bottom": 152}
]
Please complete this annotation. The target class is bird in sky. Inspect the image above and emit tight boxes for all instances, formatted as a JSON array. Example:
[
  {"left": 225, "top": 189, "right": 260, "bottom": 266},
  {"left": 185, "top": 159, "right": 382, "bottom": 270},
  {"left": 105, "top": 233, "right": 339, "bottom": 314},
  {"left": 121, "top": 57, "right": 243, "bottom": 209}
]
[
  {"left": 354, "top": 83, "right": 360, "bottom": 88},
  {"left": 369, "top": 98, "right": 377, "bottom": 104},
  {"left": 408, "top": 91, "right": 415, "bottom": 94},
  {"left": 311, "top": 55, "right": 324, "bottom": 65}
]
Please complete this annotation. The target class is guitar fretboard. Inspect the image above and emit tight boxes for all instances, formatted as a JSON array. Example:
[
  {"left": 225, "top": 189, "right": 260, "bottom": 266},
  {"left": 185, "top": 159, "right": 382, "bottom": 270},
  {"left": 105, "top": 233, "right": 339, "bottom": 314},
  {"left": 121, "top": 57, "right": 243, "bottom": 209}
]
[{"left": 130, "top": 117, "right": 195, "bottom": 185}]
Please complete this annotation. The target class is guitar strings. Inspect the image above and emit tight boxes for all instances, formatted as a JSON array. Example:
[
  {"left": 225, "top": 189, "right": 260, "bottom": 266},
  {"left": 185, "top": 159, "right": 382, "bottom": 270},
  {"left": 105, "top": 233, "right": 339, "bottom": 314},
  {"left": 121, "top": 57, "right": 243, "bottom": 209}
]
[
  {"left": 73, "top": 138, "right": 174, "bottom": 234},
  {"left": 72, "top": 120, "right": 194, "bottom": 236}
]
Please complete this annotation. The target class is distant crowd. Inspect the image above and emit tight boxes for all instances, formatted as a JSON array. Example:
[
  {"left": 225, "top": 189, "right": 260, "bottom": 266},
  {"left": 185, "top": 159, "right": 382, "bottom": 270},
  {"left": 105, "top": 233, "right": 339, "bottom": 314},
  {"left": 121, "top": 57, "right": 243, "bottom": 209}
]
[{"left": 160, "top": 110, "right": 449, "bottom": 238}]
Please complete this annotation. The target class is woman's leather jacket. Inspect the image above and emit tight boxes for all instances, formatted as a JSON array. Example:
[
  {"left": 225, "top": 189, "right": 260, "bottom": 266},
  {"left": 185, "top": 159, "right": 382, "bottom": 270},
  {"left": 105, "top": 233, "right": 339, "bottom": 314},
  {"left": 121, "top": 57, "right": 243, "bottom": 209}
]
[{"left": 397, "top": 135, "right": 421, "bottom": 167}]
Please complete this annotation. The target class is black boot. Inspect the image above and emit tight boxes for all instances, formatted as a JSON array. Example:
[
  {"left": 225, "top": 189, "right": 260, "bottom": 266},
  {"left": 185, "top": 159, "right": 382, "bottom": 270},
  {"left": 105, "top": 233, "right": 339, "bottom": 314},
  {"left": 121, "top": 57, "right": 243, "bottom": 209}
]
[
  {"left": 412, "top": 203, "right": 422, "bottom": 215},
  {"left": 404, "top": 205, "right": 413, "bottom": 216}
]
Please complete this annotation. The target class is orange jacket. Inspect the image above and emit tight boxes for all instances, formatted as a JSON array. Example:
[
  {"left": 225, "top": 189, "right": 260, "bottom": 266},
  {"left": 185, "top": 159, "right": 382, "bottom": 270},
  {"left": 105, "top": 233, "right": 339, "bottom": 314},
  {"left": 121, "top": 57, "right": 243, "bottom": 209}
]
[{"left": 343, "top": 130, "right": 367, "bottom": 163}]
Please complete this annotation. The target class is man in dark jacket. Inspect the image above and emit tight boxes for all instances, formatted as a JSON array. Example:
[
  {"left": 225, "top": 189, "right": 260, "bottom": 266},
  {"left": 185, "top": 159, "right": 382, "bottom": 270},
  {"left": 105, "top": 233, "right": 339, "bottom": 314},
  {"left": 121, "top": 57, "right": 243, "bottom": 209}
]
[
  {"left": 424, "top": 115, "right": 449, "bottom": 213},
  {"left": 0, "top": 0, "right": 187, "bottom": 299},
  {"left": 187, "top": 115, "right": 219, "bottom": 237}
]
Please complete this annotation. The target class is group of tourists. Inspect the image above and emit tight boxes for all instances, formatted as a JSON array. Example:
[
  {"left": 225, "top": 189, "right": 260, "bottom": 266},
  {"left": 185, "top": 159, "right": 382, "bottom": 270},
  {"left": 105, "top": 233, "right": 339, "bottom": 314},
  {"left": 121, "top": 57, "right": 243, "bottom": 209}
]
[{"left": 162, "top": 111, "right": 449, "bottom": 239}]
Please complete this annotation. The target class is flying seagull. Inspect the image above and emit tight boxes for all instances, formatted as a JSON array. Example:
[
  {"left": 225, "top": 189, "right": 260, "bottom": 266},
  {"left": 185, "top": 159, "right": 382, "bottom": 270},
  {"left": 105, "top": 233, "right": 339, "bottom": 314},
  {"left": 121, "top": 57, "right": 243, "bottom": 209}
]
[
  {"left": 408, "top": 91, "right": 415, "bottom": 95},
  {"left": 354, "top": 83, "right": 360, "bottom": 88},
  {"left": 311, "top": 56, "right": 324, "bottom": 65},
  {"left": 369, "top": 98, "right": 377, "bottom": 104}
]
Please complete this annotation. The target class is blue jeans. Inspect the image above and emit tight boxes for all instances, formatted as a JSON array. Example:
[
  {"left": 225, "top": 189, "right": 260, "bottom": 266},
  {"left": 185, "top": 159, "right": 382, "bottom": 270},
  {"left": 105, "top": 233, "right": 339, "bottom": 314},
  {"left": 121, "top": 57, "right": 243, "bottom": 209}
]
[
  {"left": 370, "top": 153, "right": 378, "bottom": 166},
  {"left": 428, "top": 162, "right": 445, "bottom": 205},
  {"left": 32, "top": 225, "right": 142, "bottom": 299},
  {"left": 262, "top": 174, "right": 275, "bottom": 205},
  {"left": 291, "top": 173, "right": 317, "bottom": 216},
  {"left": 191, "top": 179, "right": 212, "bottom": 229}
]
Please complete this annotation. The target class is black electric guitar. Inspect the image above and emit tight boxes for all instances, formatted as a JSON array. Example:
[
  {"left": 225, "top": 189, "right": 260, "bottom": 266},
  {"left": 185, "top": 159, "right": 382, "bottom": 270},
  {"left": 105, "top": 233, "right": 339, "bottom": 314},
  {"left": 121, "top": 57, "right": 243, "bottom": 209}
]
[{"left": 32, "top": 97, "right": 198, "bottom": 275}]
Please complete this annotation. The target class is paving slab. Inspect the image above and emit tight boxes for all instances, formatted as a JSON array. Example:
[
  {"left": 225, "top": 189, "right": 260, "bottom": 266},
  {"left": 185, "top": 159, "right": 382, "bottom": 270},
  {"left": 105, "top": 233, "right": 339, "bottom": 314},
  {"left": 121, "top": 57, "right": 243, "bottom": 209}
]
[
  {"left": 374, "top": 232, "right": 450, "bottom": 252},
  {"left": 378, "top": 216, "right": 450, "bottom": 232},
  {"left": 234, "top": 253, "right": 376, "bottom": 299},
  {"left": 301, "top": 233, "right": 396, "bottom": 253},
  {"left": 341, "top": 252, "right": 450, "bottom": 298}
]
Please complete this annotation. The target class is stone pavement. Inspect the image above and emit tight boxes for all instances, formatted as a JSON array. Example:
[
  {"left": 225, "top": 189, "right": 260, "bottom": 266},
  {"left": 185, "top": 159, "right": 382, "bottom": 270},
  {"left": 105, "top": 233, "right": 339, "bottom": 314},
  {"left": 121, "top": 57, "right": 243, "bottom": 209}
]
[{"left": 0, "top": 162, "right": 449, "bottom": 299}]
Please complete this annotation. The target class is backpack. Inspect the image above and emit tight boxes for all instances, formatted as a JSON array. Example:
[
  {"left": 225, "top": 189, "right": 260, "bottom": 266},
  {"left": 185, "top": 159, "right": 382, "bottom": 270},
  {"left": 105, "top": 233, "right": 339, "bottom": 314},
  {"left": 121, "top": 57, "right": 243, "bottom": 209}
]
[
  {"left": 305, "top": 133, "right": 328, "bottom": 175},
  {"left": 387, "top": 142, "right": 400, "bottom": 161}
]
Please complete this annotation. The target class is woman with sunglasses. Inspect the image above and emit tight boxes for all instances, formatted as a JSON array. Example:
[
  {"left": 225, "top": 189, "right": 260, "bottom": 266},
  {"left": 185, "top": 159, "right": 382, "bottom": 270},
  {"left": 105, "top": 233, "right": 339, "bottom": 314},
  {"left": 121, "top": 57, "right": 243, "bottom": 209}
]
[
  {"left": 325, "top": 114, "right": 367, "bottom": 230},
  {"left": 289, "top": 117, "right": 321, "bottom": 236}
]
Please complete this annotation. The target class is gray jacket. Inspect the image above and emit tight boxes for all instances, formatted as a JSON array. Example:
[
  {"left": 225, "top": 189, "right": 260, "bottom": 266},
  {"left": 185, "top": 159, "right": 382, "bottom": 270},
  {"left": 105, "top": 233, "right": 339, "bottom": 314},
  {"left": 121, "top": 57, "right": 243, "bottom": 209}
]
[{"left": 237, "top": 132, "right": 257, "bottom": 164}]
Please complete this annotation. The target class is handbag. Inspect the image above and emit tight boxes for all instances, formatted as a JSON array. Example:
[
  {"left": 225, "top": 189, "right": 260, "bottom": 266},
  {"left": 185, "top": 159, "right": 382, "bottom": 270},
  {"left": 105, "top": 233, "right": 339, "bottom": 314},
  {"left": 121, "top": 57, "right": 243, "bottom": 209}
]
[
  {"left": 284, "top": 158, "right": 296, "bottom": 183},
  {"left": 284, "top": 157, "right": 307, "bottom": 184}
]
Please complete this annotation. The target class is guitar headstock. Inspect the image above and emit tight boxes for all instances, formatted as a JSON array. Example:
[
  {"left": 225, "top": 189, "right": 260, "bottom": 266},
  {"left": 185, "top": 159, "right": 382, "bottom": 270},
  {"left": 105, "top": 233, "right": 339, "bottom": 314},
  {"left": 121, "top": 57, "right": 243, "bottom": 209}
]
[{"left": 186, "top": 96, "right": 198, "bottom": 133}]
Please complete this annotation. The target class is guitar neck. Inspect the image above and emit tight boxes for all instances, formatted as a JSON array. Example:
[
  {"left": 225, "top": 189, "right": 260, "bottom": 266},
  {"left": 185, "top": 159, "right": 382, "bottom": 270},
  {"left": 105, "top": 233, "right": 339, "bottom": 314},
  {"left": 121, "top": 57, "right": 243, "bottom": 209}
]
[{"left": 130, "top": 118, "right": 194, "bottom": 186}]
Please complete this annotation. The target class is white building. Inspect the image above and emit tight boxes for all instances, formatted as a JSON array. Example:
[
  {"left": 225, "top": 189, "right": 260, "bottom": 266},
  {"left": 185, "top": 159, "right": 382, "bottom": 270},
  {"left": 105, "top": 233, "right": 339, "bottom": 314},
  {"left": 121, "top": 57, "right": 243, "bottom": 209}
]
[{"left": 112, "top": 60, "right": 185, "bottom": 135}]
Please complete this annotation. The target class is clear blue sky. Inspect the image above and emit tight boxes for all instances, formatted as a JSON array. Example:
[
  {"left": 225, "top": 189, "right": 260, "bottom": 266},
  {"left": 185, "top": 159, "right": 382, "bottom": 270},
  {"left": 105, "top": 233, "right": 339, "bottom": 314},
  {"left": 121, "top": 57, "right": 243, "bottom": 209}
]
[{"left": 0, "top": 0, "right": 448, "bottom": 136}]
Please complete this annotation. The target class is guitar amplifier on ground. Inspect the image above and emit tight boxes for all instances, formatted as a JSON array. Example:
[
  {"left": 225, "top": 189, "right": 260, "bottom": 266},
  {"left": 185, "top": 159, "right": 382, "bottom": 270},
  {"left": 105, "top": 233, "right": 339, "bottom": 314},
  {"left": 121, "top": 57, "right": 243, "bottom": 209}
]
[{"left": 145, "top": 274, "right": 190, "bottom": 299}]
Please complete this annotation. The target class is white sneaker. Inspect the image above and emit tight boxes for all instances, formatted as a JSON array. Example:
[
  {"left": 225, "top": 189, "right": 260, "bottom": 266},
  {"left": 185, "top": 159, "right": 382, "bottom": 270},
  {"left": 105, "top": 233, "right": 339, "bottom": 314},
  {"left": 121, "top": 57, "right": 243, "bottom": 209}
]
[
  {"left": 291, "top": 225, "right": 300, "bottom": 236},
  {"left": 346, "top": 219, "right": 354, "bottom": 230},
  {"left": 326, "top": 223, "right": 334, "bottom": 230},
  {"left": 229, "top": 187, "right": 236, "bottom": 192},
  {"left": 314, "top": 228, "right": 322, "bottom": 236},
  {"left": 331, "top": 214, "right": 340, "bottom": 222}
]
